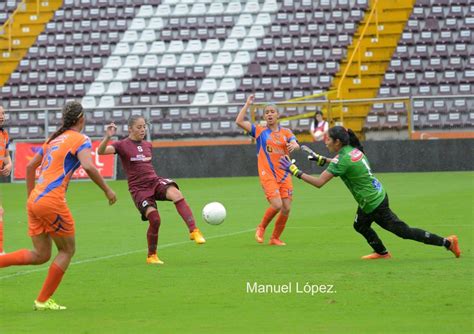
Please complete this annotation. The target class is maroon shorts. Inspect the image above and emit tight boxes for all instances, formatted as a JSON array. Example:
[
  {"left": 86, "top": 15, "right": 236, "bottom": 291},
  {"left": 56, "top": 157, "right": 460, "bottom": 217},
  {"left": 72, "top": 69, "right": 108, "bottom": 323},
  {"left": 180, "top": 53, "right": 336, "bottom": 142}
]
[{"left": 131, "top": 177, "right": 179, "bottom": 221}]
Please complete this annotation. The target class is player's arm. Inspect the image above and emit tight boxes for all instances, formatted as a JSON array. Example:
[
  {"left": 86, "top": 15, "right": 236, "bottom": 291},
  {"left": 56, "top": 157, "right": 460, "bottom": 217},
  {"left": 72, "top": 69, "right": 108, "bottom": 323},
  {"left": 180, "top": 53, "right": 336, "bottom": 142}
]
[
  {"left": 0, "top": 149, "right": 12, "bottom": 176},
  {"left": 279, "top": 156, "right": 334, "bottom": 188},
  {"left": 287, "top": 139, "right": 300, "bottom": 153},
  {"left": 235, "top": 94, "right": 254, "bottom": 133},
  {"left": 77, "top": 148, "right": 116, "bottom": 205},
  {"left": 97, "top": 123, "right": 117, "bottom": 155},
  {"left": 26, "top": 152, "right": 43, "bottom": 196}
]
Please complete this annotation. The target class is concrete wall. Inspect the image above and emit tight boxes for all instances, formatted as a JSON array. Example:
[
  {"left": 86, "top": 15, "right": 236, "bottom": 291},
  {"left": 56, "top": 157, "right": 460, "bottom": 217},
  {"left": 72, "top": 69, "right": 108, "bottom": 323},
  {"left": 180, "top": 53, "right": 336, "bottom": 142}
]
[{"left": 115, "top": 139, "right": 474, "bottom": 179}]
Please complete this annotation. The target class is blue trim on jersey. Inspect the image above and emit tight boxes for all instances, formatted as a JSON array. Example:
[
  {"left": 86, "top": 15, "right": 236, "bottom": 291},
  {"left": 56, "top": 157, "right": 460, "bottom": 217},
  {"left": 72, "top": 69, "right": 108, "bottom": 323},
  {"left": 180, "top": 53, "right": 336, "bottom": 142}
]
[
  {"left": 76, "top": 139, "right": 92, "bottom": 155},
  {"left": 250, "top": 124, "right": 256, "bottom": 138},
  {"left": 280, "top": 170, "right": 290, "bottom": 183},
  {"left": 34, "top": 151, "right": 81, "bottom": 203},
  {"left": 257, "top": 128, "right": 278, "bottom": 180}
]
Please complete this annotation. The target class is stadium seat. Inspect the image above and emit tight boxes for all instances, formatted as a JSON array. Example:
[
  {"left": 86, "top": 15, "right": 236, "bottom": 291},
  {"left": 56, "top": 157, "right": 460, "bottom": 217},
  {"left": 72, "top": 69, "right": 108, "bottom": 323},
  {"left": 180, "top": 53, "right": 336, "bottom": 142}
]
[{"left": 192, "top": 93, "right": 210, "bottom": 105}]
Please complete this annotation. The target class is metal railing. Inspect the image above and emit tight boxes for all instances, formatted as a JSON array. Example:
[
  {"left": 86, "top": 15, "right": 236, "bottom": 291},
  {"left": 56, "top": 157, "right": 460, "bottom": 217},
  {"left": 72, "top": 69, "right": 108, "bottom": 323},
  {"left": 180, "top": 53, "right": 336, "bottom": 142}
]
[{"left": 336, "top": 0, "right": 379, "bottom": 99}]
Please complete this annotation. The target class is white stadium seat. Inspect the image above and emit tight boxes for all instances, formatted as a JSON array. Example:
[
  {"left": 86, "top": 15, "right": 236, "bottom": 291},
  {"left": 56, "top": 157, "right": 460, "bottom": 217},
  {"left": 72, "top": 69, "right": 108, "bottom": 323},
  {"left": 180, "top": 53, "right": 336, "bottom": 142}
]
[
  {"left": 192, "top": 93, "right": 210, "bottom": 105},
  {"left": 115, "top": 68, "right": 132, "bottom": 81},
  {"left": 215, "top": 52, "right": 233, "bottom": 65},
  {"left": 96, "top": 69, "right": 114, "bottom": 82},
  {"left": 105, "top": 56, "right": 122, "bottom": 69},
  {"left": 88, "top": 82, "right": 105, "bottom": 96},
  {"left": 106, "top": 82, "right": 124, "bottom": 95},
  {"left": 196, "top": 52, "right": 214, "bottom": 66},
  {"left": 208, "top": 64, "right": 226, "bottom": 78},
  {"left": 98, "top": 96, "right": 115, "bottom": 108},
  {"left": 212, "top": 92, "right": 229, "bottom": 104},
  {"left": 82, "top": 96, "right": 96, "bottom": 109},
  {"left": 200, "top": 79, "right": 218, "bottom": 92},
  {"left": 186, "top": 40, "right": 203, "bottom": 53},
  {"left": 131, "top": 41, "right": 149, "bottom": 55}
]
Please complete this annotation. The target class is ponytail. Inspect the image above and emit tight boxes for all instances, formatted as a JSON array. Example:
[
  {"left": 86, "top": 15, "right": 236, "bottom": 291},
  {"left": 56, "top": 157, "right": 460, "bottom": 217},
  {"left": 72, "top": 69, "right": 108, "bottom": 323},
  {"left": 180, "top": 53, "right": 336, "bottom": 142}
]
[
  {"left": 328, "top": 126, "right": 364, "bottom": 153},
  {"left": 347, "top": 129, "right": 364, "bottom": 153},
  {"left": 47, "top": 101, "right": 84, "bottom": 144}
]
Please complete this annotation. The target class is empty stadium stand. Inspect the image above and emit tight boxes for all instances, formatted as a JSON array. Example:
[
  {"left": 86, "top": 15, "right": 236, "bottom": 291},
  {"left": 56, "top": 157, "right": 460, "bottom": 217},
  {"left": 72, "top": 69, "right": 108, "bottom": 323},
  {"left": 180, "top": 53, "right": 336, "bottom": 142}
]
[{"left": 0, "top": 0, "right": 473, "bottom": 140}]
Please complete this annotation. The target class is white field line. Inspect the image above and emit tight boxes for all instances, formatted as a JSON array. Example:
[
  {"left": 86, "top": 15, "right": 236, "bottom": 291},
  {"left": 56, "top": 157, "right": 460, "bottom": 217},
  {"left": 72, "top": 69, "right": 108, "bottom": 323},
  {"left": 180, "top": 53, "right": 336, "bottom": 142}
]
[{"left": 0, "top": 228, "right": 255, "bottom": 281}]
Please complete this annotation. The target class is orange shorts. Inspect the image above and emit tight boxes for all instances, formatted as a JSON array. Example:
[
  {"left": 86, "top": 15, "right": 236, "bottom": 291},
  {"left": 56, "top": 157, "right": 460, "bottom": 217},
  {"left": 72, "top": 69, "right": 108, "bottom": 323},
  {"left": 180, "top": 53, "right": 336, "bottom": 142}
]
[
  {"left": 27, "top": 199, "right": 75, "bottom": 237},
  {"left": 260, "top": 176, "right": 293, "bottom": 200}
]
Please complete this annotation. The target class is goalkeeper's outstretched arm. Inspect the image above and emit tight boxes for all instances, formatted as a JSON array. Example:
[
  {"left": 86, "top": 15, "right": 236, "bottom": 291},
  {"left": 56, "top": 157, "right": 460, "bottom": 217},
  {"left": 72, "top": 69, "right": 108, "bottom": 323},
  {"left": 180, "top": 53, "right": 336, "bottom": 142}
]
[{"left": 279, "top": 156, "right": 334, "bottom": 188}]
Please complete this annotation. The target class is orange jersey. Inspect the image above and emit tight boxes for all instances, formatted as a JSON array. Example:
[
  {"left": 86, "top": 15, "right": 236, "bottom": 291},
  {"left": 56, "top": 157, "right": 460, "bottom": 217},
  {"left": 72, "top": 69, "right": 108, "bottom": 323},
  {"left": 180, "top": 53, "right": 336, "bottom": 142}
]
[
  {"left": 29, "top": 130, "right": 92, "bottom": 204},
  {"left": 250, "top": 124, "right": 297, "bottom": 183},
  {"left": 0, "top": 128, "right": 9, "bottom": 169}
]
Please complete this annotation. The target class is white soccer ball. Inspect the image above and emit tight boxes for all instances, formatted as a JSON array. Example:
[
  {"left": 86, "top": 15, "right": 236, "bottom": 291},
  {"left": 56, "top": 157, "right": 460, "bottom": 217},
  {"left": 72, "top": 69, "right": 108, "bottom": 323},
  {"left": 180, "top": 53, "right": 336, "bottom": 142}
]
[{"left": 202, "top": 202, "right": 226, "bottom": 225}]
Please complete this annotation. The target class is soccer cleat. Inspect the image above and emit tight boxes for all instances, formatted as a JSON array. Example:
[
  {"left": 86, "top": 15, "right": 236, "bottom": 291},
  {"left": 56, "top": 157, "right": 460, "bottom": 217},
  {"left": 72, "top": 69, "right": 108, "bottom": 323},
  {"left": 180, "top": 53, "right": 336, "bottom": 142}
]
[
  {"left": 255, "top": 226, "right": 265, "bottom": 244},
  {"left": 34, "top": 299, "right": 67, "bottom": 311},
  {"left": 361, "top": 252, "right": 392, "bottom": 260},
  {"left": 446, "top": 235, "right": 461, "bottom": 258},
  {"left": 190, "top": 228, "right": 206, "bottom": 244},
  {"left": 269, "top": 238, "right": 286, "bottom": 246},
  {"left": 146, "top": 254, "right": 164, "bottom": 265}
]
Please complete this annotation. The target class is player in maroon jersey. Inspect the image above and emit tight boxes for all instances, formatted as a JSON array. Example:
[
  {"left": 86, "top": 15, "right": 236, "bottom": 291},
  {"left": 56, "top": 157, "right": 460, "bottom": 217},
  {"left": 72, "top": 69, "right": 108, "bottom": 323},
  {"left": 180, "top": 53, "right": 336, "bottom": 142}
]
[{"left": 98, "top": 115, "right": 205, "bottom": 265}]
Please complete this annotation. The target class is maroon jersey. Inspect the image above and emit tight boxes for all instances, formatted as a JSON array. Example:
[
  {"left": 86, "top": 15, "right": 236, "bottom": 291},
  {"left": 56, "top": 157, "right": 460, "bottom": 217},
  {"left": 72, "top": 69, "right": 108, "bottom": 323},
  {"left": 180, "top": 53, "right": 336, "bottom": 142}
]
[{"left": 112, "top": 138, "right": 158, "bottom": 193}]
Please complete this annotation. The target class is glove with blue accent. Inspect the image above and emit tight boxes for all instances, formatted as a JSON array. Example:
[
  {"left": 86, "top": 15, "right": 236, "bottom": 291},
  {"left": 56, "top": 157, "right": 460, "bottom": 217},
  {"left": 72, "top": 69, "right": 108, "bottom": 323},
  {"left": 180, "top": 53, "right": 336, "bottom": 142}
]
[
  {"left": 301, "top": 145, "right": 328, "bottom": 167},
  {"left": 279, "top": 156, "right": 303, "bottom": 179}
]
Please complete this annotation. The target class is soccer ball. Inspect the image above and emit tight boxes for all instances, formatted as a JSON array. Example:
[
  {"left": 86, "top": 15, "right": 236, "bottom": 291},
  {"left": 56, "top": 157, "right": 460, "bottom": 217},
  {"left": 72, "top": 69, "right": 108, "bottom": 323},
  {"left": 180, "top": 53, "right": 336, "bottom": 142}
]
[{"left": 202, "top": 202, "right": 226, "bottom": 225}]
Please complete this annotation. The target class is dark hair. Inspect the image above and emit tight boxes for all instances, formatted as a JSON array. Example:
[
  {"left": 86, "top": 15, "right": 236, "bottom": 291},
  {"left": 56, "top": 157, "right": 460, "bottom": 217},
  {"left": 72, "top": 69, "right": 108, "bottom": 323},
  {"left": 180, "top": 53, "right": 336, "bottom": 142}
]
[
  {"left": 128, "top": 115, "right": 146, "bottom": 128},
  {"left": 47, "top": 101, "right": 83, "bottom": 143},
  {"left": 328, "top": 126, "right": 364, "bottom": 153}
]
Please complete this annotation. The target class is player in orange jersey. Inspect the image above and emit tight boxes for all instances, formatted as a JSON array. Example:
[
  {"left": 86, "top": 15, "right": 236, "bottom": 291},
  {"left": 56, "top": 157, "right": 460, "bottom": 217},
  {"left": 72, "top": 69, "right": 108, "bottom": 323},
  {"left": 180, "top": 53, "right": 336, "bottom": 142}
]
[
  {"left": 0, "top": 101, "right": 116, "bottom": 311},
  {"left": 236, "top": 95, "right": 300, "bottom": 246},
  {"left": 0, "top": 105, "right": 13, "bottom": 255}
]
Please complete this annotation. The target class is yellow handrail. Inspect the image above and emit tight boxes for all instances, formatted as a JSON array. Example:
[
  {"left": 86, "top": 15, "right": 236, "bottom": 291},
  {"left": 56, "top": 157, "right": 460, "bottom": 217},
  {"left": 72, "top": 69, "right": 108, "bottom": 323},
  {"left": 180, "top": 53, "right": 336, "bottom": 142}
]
[
  {"left": 0, "top": 0, "right": 28, "bottom": 54},
  {"left": 336, "top": 0, "right": 379, "bottom": 99}
]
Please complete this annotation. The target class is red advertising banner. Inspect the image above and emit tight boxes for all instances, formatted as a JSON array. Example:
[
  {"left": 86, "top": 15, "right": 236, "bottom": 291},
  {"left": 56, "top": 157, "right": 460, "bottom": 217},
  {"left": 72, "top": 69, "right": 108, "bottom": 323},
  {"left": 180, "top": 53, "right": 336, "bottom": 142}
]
[{"left": 13, "top": 141, "right": 116, "bottom": 181}]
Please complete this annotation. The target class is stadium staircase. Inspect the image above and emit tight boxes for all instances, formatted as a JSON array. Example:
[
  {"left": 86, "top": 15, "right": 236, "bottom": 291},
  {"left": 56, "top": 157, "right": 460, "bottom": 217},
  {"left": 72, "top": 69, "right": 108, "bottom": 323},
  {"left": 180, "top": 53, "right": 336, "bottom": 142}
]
[
  {"left": 0, "top": 0, "right": 62, "bottom": 87},
  {"left": 327, "top": 0, "right": 416, "bottom": 138}
]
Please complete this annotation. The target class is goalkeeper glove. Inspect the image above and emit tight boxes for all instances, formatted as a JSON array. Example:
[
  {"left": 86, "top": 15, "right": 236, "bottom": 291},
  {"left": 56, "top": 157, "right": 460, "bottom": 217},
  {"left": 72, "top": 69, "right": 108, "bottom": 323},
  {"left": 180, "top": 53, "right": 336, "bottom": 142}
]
[
  {"left": 279, "top": 156, "right": 303, "bottom": 179},
  {"left": 300, "top": 145, "right": 328, "bottom": 167},
  {"left": 308, "top": 153, "right": 327, "bottom": 167}
]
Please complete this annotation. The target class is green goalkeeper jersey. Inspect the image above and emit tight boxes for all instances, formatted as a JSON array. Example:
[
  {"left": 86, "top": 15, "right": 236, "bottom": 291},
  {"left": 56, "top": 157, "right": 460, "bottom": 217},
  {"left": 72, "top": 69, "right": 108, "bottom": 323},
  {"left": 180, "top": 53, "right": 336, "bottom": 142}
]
[{"left": 326, "top": 145, "right": 386, "bottom": 213}]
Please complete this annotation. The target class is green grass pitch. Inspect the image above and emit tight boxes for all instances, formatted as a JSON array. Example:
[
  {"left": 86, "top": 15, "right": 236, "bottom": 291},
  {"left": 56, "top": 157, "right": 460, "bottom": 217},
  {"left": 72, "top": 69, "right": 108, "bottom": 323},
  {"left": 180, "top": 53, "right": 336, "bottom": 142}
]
[{"left": 0, "top": 172, "right": 472, "bottom": 333}]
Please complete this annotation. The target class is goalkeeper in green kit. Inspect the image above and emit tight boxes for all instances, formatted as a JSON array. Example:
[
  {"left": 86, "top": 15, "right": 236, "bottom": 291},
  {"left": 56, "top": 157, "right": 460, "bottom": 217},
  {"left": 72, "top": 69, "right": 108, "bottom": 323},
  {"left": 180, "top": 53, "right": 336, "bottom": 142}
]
[{"left": 279, "top": 126, "right": 461, "bottom": 259}]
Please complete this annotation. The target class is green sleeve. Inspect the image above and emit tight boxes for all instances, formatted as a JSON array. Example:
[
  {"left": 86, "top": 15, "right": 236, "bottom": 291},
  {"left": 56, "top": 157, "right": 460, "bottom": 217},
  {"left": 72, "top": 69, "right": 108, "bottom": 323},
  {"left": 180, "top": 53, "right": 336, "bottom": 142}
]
[{"left": 326, "top": 156, "right": 347, "bottom": 177}]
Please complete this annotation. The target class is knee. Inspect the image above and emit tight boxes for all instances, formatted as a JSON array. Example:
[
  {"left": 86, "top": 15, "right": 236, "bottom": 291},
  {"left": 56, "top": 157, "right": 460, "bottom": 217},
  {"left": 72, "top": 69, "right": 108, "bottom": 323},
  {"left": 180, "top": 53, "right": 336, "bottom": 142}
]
[
  {"left": 169, "top": 188, "right": 183, "bottom": 202},
  {"left": 271, "top": 203, "right": 282, "bottom": 212},
  {"left": 61, "top": 245, "right": 76, "bottom": 259},
  {"left": 34, "top": 251, "right": 52, "bottom": 265}
]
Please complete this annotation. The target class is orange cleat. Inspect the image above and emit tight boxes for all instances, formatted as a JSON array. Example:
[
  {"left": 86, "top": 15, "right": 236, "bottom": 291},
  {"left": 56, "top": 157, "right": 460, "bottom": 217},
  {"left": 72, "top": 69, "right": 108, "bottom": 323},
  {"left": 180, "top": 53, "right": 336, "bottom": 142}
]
[
  {"left": 361, "top": 252, "right": 392, "bottom": 260},
  {"left": 269, "top": 238, "right": 286, "bottom": 246},
  {"left": 255, "top": 226, "right": 265, "bottom": 244},
  {"left": 446, "top": 235, "right": 461, "bottom": 258},
  {"left": 146, "top": 254, "right": 164, "bottom": 265},
  {"left": 190, "top": 228, "right": 206, "bottom": 244}
]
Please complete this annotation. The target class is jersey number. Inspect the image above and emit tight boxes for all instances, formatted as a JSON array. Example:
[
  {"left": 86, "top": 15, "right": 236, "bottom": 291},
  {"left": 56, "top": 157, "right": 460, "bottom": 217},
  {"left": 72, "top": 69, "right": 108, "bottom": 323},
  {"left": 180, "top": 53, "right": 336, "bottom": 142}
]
[
  {"left": 361, "top": 157, "right": 373, "bottom": 177},
  {"left": 41, "top": 145, "right": 59, "bottom": 172}
]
